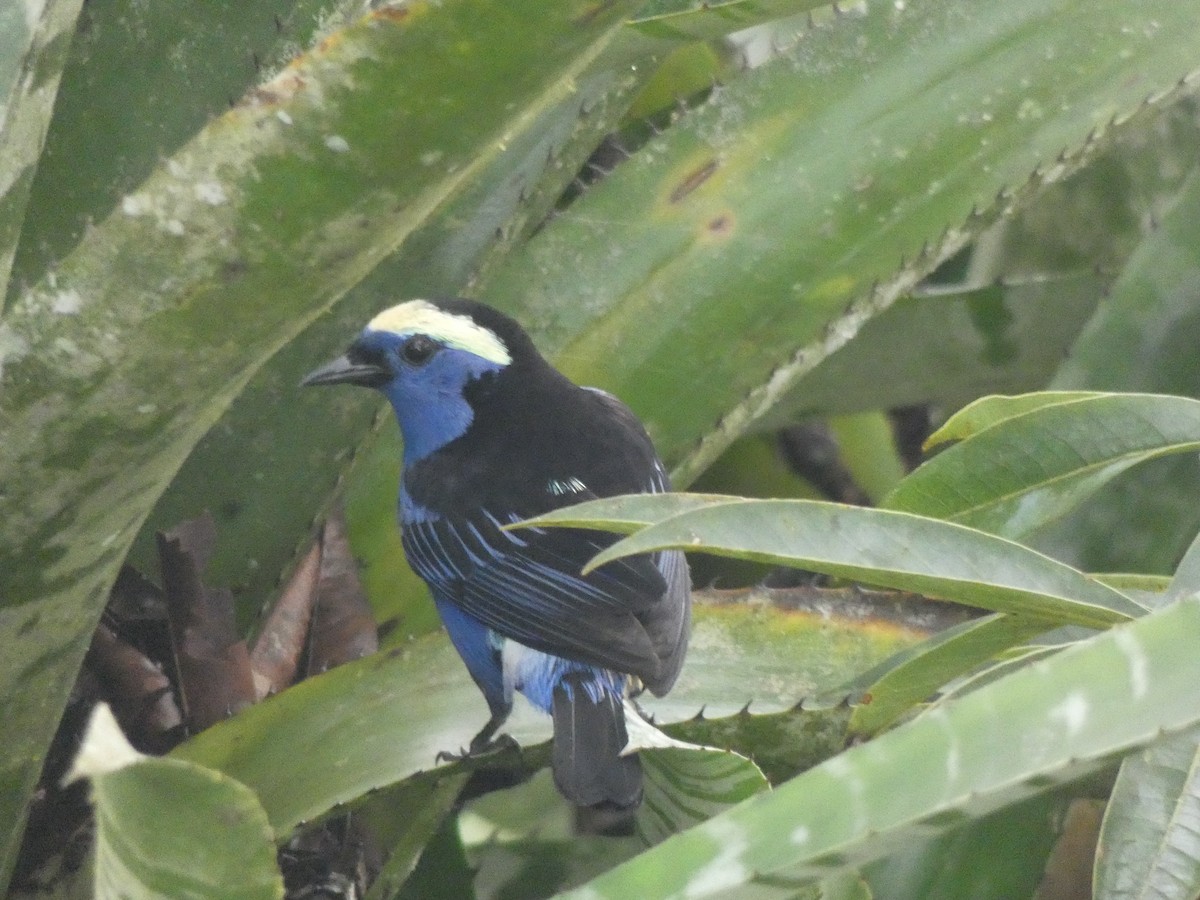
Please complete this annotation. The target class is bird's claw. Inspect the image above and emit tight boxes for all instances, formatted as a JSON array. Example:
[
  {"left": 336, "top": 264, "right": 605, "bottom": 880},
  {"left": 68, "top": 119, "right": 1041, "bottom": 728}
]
[{"left": 435, "top": 733, "right": 519, "bottom": 765}]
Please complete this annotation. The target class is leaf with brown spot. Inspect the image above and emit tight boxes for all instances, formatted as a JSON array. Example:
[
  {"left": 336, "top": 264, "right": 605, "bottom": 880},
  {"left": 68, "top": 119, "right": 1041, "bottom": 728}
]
[{"left": 669, "top": 158, "right": 718, "bottom": 202}]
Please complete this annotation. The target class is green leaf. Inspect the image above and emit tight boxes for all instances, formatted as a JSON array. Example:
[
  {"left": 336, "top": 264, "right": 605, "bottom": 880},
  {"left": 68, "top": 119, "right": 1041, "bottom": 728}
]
[
  {"left": 884, "top": 393, "right": 1200, "bottom": 538},
  {"left": 9, "top": 0, "right": 349, "bottom": 297},
  {"left": 844, "top": 614, "right": 1052, "bottom": 738},
  {"left": 357, "top": 772, "right": 471, "bottom": 900},
  {"left": 171, "top": 596, "right": 908, "bottom": 835},
  {"left": 563, "top": 597, "right": 1200, "bottom": 897},
  {"left": 0, "top": 0, "right": 83, "bottom": 297},
  {"left": 506, "top": 492, "right": 731, "bottom": 533},
  {"left": 637, "top": 746, "right": 770, "bottom": 846},
  {"left": 1094, "top": 724, "right": 1200, "bottom": 900},
  {"left": 1091, "top": 528, "right": 1200, "bottom": 900},
  {"left": 922, "top": 391, "right": 1106, "bottom": 450},
  {"left": 862, "top": 791, "right": 1075, "bottom": 900},
  {"left": 480, "top": 0, "right": 1200, "bottom": 486},
  {"left": 532, "top": 495, "right": 1146, "bottom": 628},
  {"left": 70, "top": 705, "right": 282, "bottom": 899}
]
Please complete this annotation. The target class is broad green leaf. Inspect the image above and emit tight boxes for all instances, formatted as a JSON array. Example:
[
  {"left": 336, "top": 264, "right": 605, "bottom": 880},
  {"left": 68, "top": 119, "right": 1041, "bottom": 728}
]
[
  {"left": 1054, "top": 167, "right": 1200, "bottom": 397},
  {"left": 844, "top": 613, "right": 1052, "bottom": 738},
  {"left": 0, "top": 1, "right": 644, "bottom": 881},
  {"left": 884, "top": 393, "right": 1200, "bottom": 538},
  {"left": 564, "top": 597, "right": 1200, "bottom": 898},
  {"left": 0, "top": 0, "right": 84, "bottom": 298},
  {"left": 70, "top": 705, "right": 281, "bottom": 900},
  {"left": 8, "top": 0, "right": 352, "bottom": 300},
  {"left": 666, "top": 703, "right": 851, "bottom": 788},
  {"left": 1094, "top": 725, "right": 1200, "bottom": 900},
  {"left": 534, "top": 495, "right": 1145, "bottom": 627},
  {"left": 479, "top": 0, "right": 1200, "bottom": 486},
  {"left": 922, "top": 391, "right": 1105, "bottom": 450},
  {"left": 172, "top": 596, "right": 912, "bottom": 835}
]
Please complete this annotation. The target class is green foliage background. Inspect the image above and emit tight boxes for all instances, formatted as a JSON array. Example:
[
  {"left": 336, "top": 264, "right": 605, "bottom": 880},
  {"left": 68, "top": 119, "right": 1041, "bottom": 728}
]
[{"left": 3, "top": 0, "right": 1200, "bottom": 896}]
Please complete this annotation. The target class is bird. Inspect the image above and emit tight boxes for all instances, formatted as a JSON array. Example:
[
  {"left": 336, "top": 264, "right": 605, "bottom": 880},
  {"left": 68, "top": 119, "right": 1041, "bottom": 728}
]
[{"left": 302, "top": 297, "right": 691, "bottom": 829}]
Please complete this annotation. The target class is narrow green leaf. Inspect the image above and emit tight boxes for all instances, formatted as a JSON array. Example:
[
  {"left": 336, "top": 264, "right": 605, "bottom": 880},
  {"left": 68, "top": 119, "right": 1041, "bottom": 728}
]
[
  {"left": 564, "top": 597, "right": 1200, "bottom": 898},
  {"left": 71, "top": 706, "right": 282, "bottom": 900},
  {"left": 1094, "top": 725, "right": 1200, "bottom": 900},
  {"left": 922, "top": 391, "right": 1105, "bottom": 450},
  {"left": 569, "top": 496, "right": 1145, "bottom": 628},
  {"left": 512, "top": 492, "right": 733, "bottom": 533},
  {"left": 884, "top": 393, "right": 1200, "bottom": 538},
  {"left": 844, "top": 614, "right": 1051, "bottom": 738}
]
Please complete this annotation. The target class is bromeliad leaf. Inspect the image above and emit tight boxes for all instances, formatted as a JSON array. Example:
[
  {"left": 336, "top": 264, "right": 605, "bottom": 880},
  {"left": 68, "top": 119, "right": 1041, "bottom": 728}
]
[
  {"left": 842, "top": 613, "right": 1054, "bottom": 738},
  {"left": 563, "top": 597, "right": 1200, "bottom": 898},
  {"left": 69, "top": 705, "right": 282, "bottom": 900},
  {"left": 534, "top": 495, "right": 1147, "bottom": 629},
  {"left": 921, "top": 392, "right": 1107, "bottom": 450},
  {"left": 883, "top": 393, "right": 1200, "bottom": 537},
  {"left": 1094, "top": 724, "right": 1200, "bottom": 900},
  {"left": 510, "top": 492, "right": 734, "bottom": 534}
]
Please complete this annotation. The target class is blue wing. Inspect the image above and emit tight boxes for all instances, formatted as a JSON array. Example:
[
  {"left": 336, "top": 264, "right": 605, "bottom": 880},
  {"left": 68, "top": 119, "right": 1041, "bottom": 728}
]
[{"left": 403, "top": 506, "right": 685, "bottom": 686}]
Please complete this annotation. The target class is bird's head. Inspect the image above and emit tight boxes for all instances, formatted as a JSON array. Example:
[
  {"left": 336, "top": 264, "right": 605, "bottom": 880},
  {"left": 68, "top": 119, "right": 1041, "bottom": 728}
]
[{"left": 302, "top": 298, "right": 533, "bottom": 463}]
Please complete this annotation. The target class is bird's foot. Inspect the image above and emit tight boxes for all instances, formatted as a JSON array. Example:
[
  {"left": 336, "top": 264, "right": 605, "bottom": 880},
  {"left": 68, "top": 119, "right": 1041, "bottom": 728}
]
[{"left": 435, "top": 732, "right": 518, "bottom": 764}]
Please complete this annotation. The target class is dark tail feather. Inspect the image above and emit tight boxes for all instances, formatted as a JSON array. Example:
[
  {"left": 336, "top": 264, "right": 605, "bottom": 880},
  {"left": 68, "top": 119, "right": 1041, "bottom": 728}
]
[{"left": 551, "top": 673, "right": 642, "bottom": 834}]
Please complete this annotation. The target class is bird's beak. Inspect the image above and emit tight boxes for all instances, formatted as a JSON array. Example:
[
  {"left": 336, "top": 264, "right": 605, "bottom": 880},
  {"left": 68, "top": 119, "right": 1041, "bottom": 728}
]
[{"left": 300, "top": 353, "right": 389, "bottom": 388}]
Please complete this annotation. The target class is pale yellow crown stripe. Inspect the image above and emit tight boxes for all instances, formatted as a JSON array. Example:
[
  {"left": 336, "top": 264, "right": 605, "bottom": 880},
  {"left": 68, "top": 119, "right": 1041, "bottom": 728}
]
[{"left": 367, "top": 300, "right": 511, "bottom": 365}]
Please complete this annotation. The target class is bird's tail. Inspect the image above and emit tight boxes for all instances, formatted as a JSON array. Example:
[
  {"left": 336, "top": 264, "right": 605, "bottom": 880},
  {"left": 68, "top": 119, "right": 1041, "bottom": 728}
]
[{"left": 551, "top": 671, "right": 642, "bottom": 835}]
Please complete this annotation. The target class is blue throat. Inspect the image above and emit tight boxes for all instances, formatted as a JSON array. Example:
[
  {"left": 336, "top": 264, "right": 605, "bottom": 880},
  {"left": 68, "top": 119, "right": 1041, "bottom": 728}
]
[{"left": 376, "top": 346, "right": 504, "bottom": 468}]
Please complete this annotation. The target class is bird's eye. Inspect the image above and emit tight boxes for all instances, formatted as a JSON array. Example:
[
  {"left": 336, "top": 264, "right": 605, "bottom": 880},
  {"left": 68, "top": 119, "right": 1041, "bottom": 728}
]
[{"left": 399, "top": 335, "right": 438, "bottom": 366}]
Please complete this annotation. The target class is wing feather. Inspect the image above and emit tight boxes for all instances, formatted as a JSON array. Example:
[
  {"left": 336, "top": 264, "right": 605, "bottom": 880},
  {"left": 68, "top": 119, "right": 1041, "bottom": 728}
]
[{"left": 403, "top": 511, "right": 670, "bottom": 679}]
